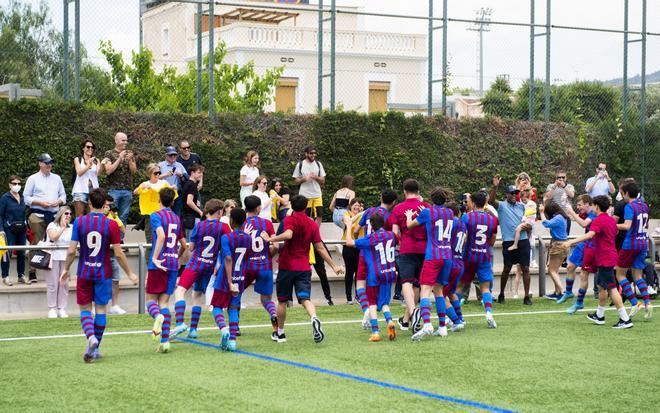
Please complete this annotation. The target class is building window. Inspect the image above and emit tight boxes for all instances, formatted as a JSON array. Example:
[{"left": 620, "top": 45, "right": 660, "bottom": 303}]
[
  {"left": 368, "top": 81, "right": 390, "bottom": 113},
  {"left": 275, "top": 77, "right": 298, "bottom": 113},
  {"left": 162, "top": 27, "right": 169, "bottom": 56}
]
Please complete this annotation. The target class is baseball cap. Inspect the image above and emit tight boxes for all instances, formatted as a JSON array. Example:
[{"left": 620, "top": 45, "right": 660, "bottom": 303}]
[
  {"left": 506, "top": 185, "right": 521, "bottom": 194},
  {"left": 165, "top": 146, "right": 178, "bottom": 156},
  {"left": 38, "top": 153, "right": 54, "bottom": 164}
]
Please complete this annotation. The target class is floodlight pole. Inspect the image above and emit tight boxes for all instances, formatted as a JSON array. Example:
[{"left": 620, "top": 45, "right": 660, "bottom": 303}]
[
  {"left": 623, "top": 0, "right": 629, "bottom": 123},
  {"left": 208, "top": 0, "right": 215, "bottom": 119},
  {"left": 63, "top": 0, "right": 69, "bottom": 101},
  {"left": 544, "top": 0, "right": 550, "bottom": 122}
]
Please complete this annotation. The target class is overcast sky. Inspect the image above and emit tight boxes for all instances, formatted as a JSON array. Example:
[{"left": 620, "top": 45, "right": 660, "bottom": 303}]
[{"left": 13, "top": 0, "right": 660, "bottom": 91}]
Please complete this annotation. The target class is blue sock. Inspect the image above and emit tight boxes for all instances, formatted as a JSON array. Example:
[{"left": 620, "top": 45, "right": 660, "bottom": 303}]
[
  {"left": 446, "top": 305, "right": 459, "bottom": 323},
  {"left": 190, "top": 306, "right": 202, "bottom": 330},
  {"left": 80, "top": 310, "right": 94, "bottom": 339},
  {"left": 228, "top": 308, "right": 239, "bottom": 340},
  {"left": 94, "top": 313, "right": 107, "bottom": 345},
  {"left": 370, "top": 318, "right": 379, "bottom": 333},
  {"left": 576, "top": 288, "right": 587, "bottom": 306},
  {"left": 383, "top": 311, "right": 392, "bottom": 323},
  {"left": 483, "top": 292, "right": 493, "bottom": 313},
  {"left": 451, "top": 299, "right": 463, "bottom": 321},
  {"left": 175, "top": 300, "right": 186, "bottom": 326},
  {"left": 160, "top": 308, "right": 171, "bottom": 343},
  {"left": 434, "top": 296, "right": 447, "bottom": 327},
  {"left": 565, "top": 278, "right": 574, "bottom": 294}
]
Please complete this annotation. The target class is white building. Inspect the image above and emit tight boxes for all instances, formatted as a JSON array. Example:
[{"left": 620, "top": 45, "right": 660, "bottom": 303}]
[{"left": 141, "top": 0, "right": 428, "bottom": 113}]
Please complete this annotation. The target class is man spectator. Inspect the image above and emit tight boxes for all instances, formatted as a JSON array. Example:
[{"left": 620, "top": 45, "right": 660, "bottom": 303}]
[
  {"left": 585, "top": 162, "right": 615, "bottom": 199},
  {"left": 181, "top": 165, "right": 204, "bottom": 239},
  {"left": 491, "top": 176, "right": 533, "bottom": 305},
  {"left": 158, "top": 146, "right": 188, "bottom": 217},
  {"left": 176, "top": 140, "right": 203, "bottom": 191},
  {"left": 24, "top": 153, "right": 66, "bottom": 284},
  {"left": 101, "top": 132, "right": 137, "bottom": 226},
  {"left": 292, "top": 145, "right": 326, "bottom": 226},
  {"left": 544, "top": 169, "right": 575, "bottom": 234}
]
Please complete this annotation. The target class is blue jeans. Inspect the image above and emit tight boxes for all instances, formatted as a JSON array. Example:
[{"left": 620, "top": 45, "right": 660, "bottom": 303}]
[
  {"left": 1, "top": 229, "right": 26, "bottom": 278},
  {"left": 108, "top": 189, "right": 132, "bottom": 226}
]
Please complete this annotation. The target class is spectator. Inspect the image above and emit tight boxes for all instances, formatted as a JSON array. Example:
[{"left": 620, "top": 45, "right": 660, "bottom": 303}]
[
  {"left": 158, "top": 146, "right": 188, "bottom": 216},
  {"left": 44, "top": 206, "right": 72, "bottom": 318},
  {"left": 585, "top": 162, "right": 615, "bottom": 198},
  {"left": 292, "top": 145, "right": 326, "bottom": 226},
  {"left": 515, "top": 172, "right": 537, "bottom": 202},
  {"left": 341, "top": 198, "right": 364, "bottom": 304},
  {"left": 251, "top": 175, "right": 273, "bottom": 221},
  {"left": 544, "top": 169, "right": 575, "bottom": 234},
  {"left": 329, "top": 175, "right": 355, "bottom": 230},
  {"left": 72, "top": 139, "right": 100, "bottom": 217},
  {"left": 182, "top": 164, "right": 205, "bottom": 238},
  {"left": 134, "top": 163, "right": 176, "bottom": 244},
  {"left": 239, "top": 150, "right": 260, "bottom": 207},
  {"left": 0, "top": 175, "right": 27, "bottom": 285},
  {"left": 104, "top": 196, "right": 128, "bottom": 315},
  {"left": 268, "top": 178, "right": 290, "bottom": 222},
  {"left": 220, "top": 199, "right": 237, "bottom": 225},
  {"left": 539, "top": 200, "right": 570, "bottom": 300},
  {"left": 176, "top": 140, "right": 203, "bottom": 190},
  {"left": 101, "top": 132, "right": 137, "bottom": 226},
  {"left": 24, "top": 153, "right": 66, "bottom": 284}
]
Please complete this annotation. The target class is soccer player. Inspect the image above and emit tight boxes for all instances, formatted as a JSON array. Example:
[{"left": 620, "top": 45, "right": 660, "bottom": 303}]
[
  {"left": 615, "top": 181, "right": 652, "bottom": 319},
  {"left": 146, "top": 187, "right": 187, "bottom": 353},
  {"left": 443, "top": 201, "right": 467, "bottom": 332},
  {"left": 210, "top": 208, "right": 252, "bottom": 351},
  {"left": 354, "top": 189, "right": 397, "bottom": 329},
  {"left": 60, "top": 188, "right": 138, "bottom": 363},
  {"left": 170, "top": 199, "right": 229, "bottom": 339},
  {"left": 388, "top": 179, "right": 429, "bottom": 332},
  {"left": 242, "top": 195, "right": 279, "bottom": 340},
  {"left": 345, "top": 213, "right": 397, "bottom": 342},
  {"left": 565, "top": 195, "right": 633, "bottom": 329},
  {"left": 459, "top": 191, "right": 499, "bottom": 328},
  {"left": 262, "top": 195, "right": 344, "bottom": 344},
  {"left": 405, "top": 187, "right": 454, "bottom": 340}
]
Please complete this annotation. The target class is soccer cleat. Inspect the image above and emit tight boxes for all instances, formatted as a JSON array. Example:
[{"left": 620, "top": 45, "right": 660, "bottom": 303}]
[
  {"left": 361, "top": 313, "right": 370, "bottom": 330},
  {"left": 496, "top": 294, "right": 505, "bottom": 304},
  {"left": 544, "top": 293, "right": 561, "bottom": 300},
  {"left": 523, "top": 296, "right": 533, "bottom": 306},
  {"left": 151, "top": 314, "right": 164, "bottom": 341},
  {"left": 486, "top": 313, "right": 497, "bottom": 329},
  {"left": 387, "top": 321, "right": 396, "bottom": 341},
  {"left": 187, "top": 329, "right": 198, "bottom": 339},
  {"left": 276, "top": 333, "right": 287, "bottom": 343},
  {"left": 220, "top": 327, "right": 230, "bottom": 351},
  {"left": 83, "top": 336, "right": 99, "bottom": 363},
  {"left": 91, "top": 348, "right": 103, "bottom": 360},
  {"left": 446, "top": 318, "right": 454, "bottom": 328},
  {"left": 644, "top": 304, "right": 653, "bottom": 321},
  {"left": 157, "top": 342, "right": 170, "bottom": 353},
  {"left": 411, "top": 324, "right": 433, "bottom": 341},
  {"left": 566, "top": 302, "right": 584, "bottom": 315},
  {"left": 450, "top": 322, "right": 465, "bottom": 333},
  {"left": 629, "top": 302, "right": 643, "bottom": 318},
  {"left": 236, "top": 327, "right": 242, "bottom": 337},
  {"left": 170, "top": 323, "right": 188, "bottom": 340},
  {"left": 612, "top": 318, "right": 633, "bottom": 329},
  {"left": 432, "top": 326, "right": 448, "bottom": 338},
  {"left": 556, "top": 292, "right": 574, "bottom": 304},
  {"left": 311, "top": 317, "right": 325, "bottom": 343},
  {"left": 586, "top": 312, "right": 605, "bottom": 325},
  {"left": 369, "top": 333, "right": 381, "bottom": 342},
  {"left": 397, "top": 317, "right": 409, "bottom": 331},
  {"left": 227, "top": 340, "right": 237, "bottom": 352},
  {"left": 410, "top": 308, "right": 422, "bottom": 334},
  {"left": 271, "top": 332, "right": 278, "bottom": 342}
]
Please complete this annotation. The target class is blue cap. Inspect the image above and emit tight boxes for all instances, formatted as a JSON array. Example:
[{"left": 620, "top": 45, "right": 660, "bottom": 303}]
[
  {"left": 165, "top": 146, "right": 178, "bottom": 155},
  {"left": 38, "top": 153, "right": 54, "bottom": 164},
  {"left": 506, "top": 185, "right": 520, "bottom": 194}
]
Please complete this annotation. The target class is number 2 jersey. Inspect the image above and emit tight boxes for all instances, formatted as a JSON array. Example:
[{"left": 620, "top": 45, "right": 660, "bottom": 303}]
[
  {"left": 461, "top": 211, "right": 499, "bottom": 263},
  {"left": 72, "top": 212, "right": 121, "bottom": 280},
  {"left": 149, "top": 208, "right": 184, "bottom": 271},
  {"left": 354, "top": 229, "right": 398, "bottom": 287},
  {"left": 243, "top": 215, "right": 275, "bottom": 271},
  {"left": 186, "top": 219, "right": 231, "bottom": 274},
  {"left": 622, "top": 199, "right": 649, "bottom": 251},
  {"left": 214, "top": 229, "right": 252, "bottom": 292}
]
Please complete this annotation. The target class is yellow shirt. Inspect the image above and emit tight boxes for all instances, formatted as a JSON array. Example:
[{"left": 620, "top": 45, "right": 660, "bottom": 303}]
[
  {"left": 136, "top": 180, "right": 177, "bottom": 215},
  {"left": 106, "top": 211, "right": 124, "bottom": 229},
  {"left": 342, "top": 211, "right": 365, "bottom": 241},
  {"left": 269, "top": 189, "right": 279, "bottom": 221}
]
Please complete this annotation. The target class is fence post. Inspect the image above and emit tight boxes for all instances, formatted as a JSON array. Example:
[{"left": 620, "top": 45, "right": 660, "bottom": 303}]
[
  {"left": 74, "top": 0, "right": 80, "bottom": 101},
  {"left": 623, "top": 0, "right": 629, "bottom": 123},
  {"left": 441, "top": 0, "right": 448, "bottom": 114},
  {"left": 640, "top": 0, "right": 647, "bottom": 197},
  {"left": 427, "top": 0, "right": 433, "bottom": 117},
  {"left": 63, "top": 0, "right": 69, "bottom": 101},
  {"left": 208, "top": 0, "right": 215, "bottom": 120},
  {"left": 138, "top": 243, "right": 145, "bottom": 315},
  {"left": 544, "top": 0, "right": 551, "bottom": 122},
  {"left": 537, "top": 237, "right": 546, "bottom": 298},
  {"left": 529, "top": 0, "right": 534, "bottom": 121},
  {"left": 330, "top": 0, "right": 336, "bottom": 112},
  {"left": 317, "top": 0, "right": 324, "bottom": 113},
  {"left": 196, "top": 1, "right": 203, "bottom": 113}
]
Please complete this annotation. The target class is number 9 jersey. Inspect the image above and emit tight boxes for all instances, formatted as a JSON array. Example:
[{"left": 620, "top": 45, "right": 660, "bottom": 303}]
[
  {"left": 71, "top": 212, "right": 121, "bottom": 280},
  {"left": 354, "top": 228, "right": 398, "bottom": 287}
]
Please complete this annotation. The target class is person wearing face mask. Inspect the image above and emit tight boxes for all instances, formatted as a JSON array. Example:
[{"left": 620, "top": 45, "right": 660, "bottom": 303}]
[
  {"left": 44, "top": 206, "right": 73, "bottom": 318},
  {"left": 0, "top": 175, "right": 27, "bottom": 286}
]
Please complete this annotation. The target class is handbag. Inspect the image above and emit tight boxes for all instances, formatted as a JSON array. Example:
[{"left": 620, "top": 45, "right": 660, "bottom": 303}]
[{"left": 29, "top": 238, "right": 52, "bottom": 270}]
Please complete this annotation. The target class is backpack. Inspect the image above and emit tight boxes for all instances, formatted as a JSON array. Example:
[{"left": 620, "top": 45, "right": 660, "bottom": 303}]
[{"left": 295, "top": 159, "right": 324, "bottom": 188}]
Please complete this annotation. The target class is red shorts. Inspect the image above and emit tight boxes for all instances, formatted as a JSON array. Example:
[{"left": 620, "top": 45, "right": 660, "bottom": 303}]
[
  {"left": 419, "top": 258, "right": 450, "bottom": 286},
  {"left": 366, "top": 285, "right": 379, "bottom": 306},
  {"left": 356, "top": 255, "right": 367, "bottom": 281},
  {"left": 146, "top": 269, "right": 177, "bottom": 295},
  {"left": 178, "top": 268, "right": 200, "bottom": 291},
  {"left": 210, "top": 289, "right": 240, "bottom": 309},
  {"left": 582, "top": 245, "right": 596, "bottom": 274},
  {"left": 244, "top": 270, "right": 259, "bottom": 288},
  {"left": 76, "top": 277, "right": 112, "bottom": 306},
  {"left": 617, "top": 248, "right": 646, "bottom": 269},
  {"left": 443, "top": 260, "right": 464, "bottom": 297}
]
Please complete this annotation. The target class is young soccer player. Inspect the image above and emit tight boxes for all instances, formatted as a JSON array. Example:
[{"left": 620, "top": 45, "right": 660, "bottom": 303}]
[
  {"left": 146, "top": 187, "right": 188, "bottom": 353},
  {"left": 405, "top": 187, "right": 454, "bottom": 340},
  {"left": 565, "top": 195, "right": 633, "bottom": 329},
  {"left": 262, "top": 195, "right": 345, "bottom": 344},
  {"left": 459, "top": 191, "right": 499, "bottom": 328},
  {"left": 345, "top": 213, "right": 398, "bottom": 342},
  {"left": 170, "top": 199, "right": 229, "bottom": 339},
  {"left": 60, "top": 188, "right": 138, "bottom": 363},
  {"left": 615, "top": 181, "right": 652, "bottom": 319},
  {"left": 442, "top": 201, "right": 467, "bottom": 332},
  {"left": 210, "top": 208, "right": 251, "bottom": 351},
  {"left": 242, "top": 195, "right": 279, "bottom": 340}
]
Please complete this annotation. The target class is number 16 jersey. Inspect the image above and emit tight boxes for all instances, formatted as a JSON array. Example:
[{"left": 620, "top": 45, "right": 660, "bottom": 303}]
[{"left": 354, "top": 229, "right": 398, "bottom": 286}]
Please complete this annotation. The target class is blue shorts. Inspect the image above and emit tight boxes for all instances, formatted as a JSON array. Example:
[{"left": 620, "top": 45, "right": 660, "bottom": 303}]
[
  {"left": 463, "top": 261, "right": 494, "bottom": 284},
  {"left": 76, "top": 277, "right": 113, "bottom": 306},
  {"left": 247, "top": 270, "right": 274, "bottom": 296},
  {"left": 568, "top": 242, "right": 585, "bottom": 267},
  {"left": 193, "top": 272, "right": 212, "bottom": 293},
  {"left": 377, "top": 283, "right": 392, "bottom": 311},
  {"left": 72, "top": 192, "right": 89, "bottom": 203}
]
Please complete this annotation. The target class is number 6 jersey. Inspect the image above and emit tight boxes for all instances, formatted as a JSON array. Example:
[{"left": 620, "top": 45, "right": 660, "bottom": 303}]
[
  {"left": 71, "top": 212, "right": 121, "bottom": 280},
  {"left": 354, "top": 228, "right": 398, "bottom": 286},
  {"left": 242, "top": 215, "right": 275, "bottom": 271}
]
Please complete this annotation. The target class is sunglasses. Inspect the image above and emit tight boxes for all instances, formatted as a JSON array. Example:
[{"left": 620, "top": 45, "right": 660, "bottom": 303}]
[
  {"left": 153, "top": 171, "right": 161, "bottom": 175},
  {"left": 308, "top": 152, "right": 317, "bottom": 155},
  {"left": 84, "top": 145, "right": 95, "bottom": 150},
  {"left": 64, "top": 212, "right": 72, "bottom": 216},
  {"left": 10, "top": 181, "right": 20, "bottom": 185},
  {"left": 167, "top": 154, "right": 177, "bottom": 157},
  {"left": 259, "top": 181, "right": 267, "bottom": 184},
  {"left": 556, "top": 176, "right": 566, "bottom": 180},
  {"left": 181, "top": 146, "right": 190, "bottom": 150}
]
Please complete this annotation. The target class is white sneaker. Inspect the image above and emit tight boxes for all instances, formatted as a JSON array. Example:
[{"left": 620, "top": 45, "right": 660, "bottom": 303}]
[
  {"left": 47, "top": 309, "right": 58, "bottom": 319},
  {"left": 486, "top": 312, "right": 497, "bottom": 329},
  {"left": 109, "top": 305, "right": 127, "bottom": 315},
  {"left": 450, "top": 322, "right": 465, "bottom": 332},
  {"left": 432, "top": 326, "right": 448, "bottom": 337},
  {"left": 411, "top": 324, "right": 433, "bottom": 341},
  {"left": 58, "top": 309, "right": 69, "bottom": 318},
  {"left": 361, "top": 312, "right": 370, "bottom": 330},
  {"left": 513, "top": 294, "right": 519, "bottom": 299}
]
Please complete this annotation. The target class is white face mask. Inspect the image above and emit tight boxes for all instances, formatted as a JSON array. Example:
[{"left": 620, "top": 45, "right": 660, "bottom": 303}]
[
  {"left": 10, "top": 185, "right": 21, "bottom": 193},
  {"left": 616, "top": 192, "right": 623, "bottom": 202}
]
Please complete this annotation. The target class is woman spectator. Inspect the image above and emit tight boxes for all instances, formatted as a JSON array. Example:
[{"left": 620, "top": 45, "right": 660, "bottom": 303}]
[
  {"left": 252, "top": 175, "right": 273, "bottom": 221},
  {"left": 515, "top": 172, "right": 537, "bottom": 202},
  {"left": 329, "top": 175, "right": 356, "bottom": 230},
  {"left": 341, "top": 198, "right": 364, "bottom": 304},
  {"left": 220, "top": 199, "right": 237, "bottom": 225},
  {"left": 0, "top": 175, "right": 27, "bottom": 286},
  {"left": 268, "top": 177, "right": 290, "bottom": 222},
  {"left": 133, "top": 163, "right": 175, "bottom": 243},
  {"left": 540, "top": 201, "right": 569, "bottom": 300},
  {"left": 72, "top": 139, "right": 100, "bottom": 217},
  {"left": 44, "top": 206, "right": 72, "bottom": 318},
  {"left": 239, "top": 150, "right": 260, "bottom": 207}
]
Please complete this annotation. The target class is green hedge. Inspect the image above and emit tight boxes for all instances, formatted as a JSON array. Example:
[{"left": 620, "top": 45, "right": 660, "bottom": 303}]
[{"left": 0, "top": 100, "right": 656, "bottom": 221}]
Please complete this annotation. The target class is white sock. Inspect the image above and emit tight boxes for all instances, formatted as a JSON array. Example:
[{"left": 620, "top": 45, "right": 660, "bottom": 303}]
[
  {"left": 618, "top": 308, "right": 630, "bottom": 321},
  {"left": 277, "top": 328, "right": 284, "bottom": 335},
  {"left": 596, "top": 306, "right": 605, "bottom": 318}
]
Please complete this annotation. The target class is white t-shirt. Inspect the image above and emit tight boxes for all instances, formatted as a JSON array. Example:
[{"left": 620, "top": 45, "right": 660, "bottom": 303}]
[
  {"left": 240, "top": 165, "right": 260, "bottom": 189},
  {"left": 292, "top": 159, "right": 326, "bottom": 199},
  {"left": 46, "top": 222, "right": 72, "bottom": 261},
  {"left": 72, "top": 158, "right": 100, "bottom": 194},
  {"left": 253, "top": 190, "right": 272, "bottom": 221}
]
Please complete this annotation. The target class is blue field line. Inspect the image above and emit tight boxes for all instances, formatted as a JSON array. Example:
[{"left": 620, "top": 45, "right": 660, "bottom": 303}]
[{"left": 176, "top": 337, "right": 517, "bottom": 413}]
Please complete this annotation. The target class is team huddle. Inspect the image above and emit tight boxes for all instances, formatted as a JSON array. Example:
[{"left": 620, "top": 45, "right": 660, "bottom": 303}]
[{"left": 61, "top": 176, "right": 651, "bottom": 362}]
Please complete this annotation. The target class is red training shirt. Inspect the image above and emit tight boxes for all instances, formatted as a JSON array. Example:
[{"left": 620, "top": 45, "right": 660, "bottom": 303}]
[
  {"left": 589, "top": 213, "right": 618, "bottom": 268},
  {"left": 388, "top": 198, "right": 430, "bottom": 255},
  {"left": 277, "top": 211, "right": 322, "bottom": 272}
]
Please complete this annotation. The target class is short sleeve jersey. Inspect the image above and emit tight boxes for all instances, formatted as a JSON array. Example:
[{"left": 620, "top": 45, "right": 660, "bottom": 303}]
[
  {"left": 359, "top": 206, "right": 392, "bottom": 236},
  {"left": 354, "top": 229, "right": 398, "bottom": 286},
  {"left": 451, "top": 217, "right": 467, "bottom": 260},
  {"left": 589, "top": 213, "right": 618, "bottom": 267},
  {"left": 622, "top": 200, "right": 649, "bottom": 251},
  {"left": 292, "top": 160, "right": 326, "bottom": 199},
  {"left": 389, "top": 198, "right": 430, "bottom": 255},
  {"left": 103, "top": 149, "right": 133, "bottom": 189},
  {"left": 278, "top": 211, "right": 322, "bottom": 271},
  {"left": 186, "top": 219, "right": 230, "bottom": 273},
  {"left": 461, "top": 211, "right": 499, "bottom": 263},
  {"left": 149, "top": 208, "right": 184, "bottom": 271},
  {"left": 243, "top": 215, "right": 276, "bottom": 271},
  {"left": 71, "top": 212, "right": 121, "bottom": 280},
  {"left": 215, "top": 230, "right": 252, "bottom": 292},
  {"left": 416, "top": 205, "right": 454, "bottom": 260}
]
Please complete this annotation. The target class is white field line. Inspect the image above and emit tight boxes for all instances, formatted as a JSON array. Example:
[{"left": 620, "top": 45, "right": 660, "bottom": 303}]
[{"left": 0, "top": 306, "right": 644, "bottom": 343}]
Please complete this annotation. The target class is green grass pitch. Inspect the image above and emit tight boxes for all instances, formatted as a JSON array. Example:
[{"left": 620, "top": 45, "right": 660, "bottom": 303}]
[{"left": 1, "top": 299, "right": 657, "bottom": 413}]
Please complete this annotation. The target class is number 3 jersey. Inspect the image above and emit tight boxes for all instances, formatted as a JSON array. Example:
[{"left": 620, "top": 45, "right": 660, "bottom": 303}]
[
  {"left": 354, "top": 229, "right": 398, "bottom": 287},
  {"left": 186, "top": 219, "right": 231, "bottom": 274},
  {"left": 214, "top": 229, "right": 252, "bottom": 292},
  {"left": 242, "top": 216, "right": 275, "bottom": 271},
  {"left": 149, "top": 208, "right": 184, "bottom": 271},
  {"left": 461, "top": 211, "right": 499, "bottom": 264},
  {"left": 71, "top": 212, "right": 121, "bottom": 280}
]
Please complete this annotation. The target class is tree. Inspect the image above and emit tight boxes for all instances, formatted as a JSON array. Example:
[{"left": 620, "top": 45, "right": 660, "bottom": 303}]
[{"left": 481, "top": 75, "right": 513, "bottom": 118}]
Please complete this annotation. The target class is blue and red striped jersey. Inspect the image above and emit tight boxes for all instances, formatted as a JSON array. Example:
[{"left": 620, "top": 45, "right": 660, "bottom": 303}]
[
  {"left": 71, "top": 212, "right": 121, "bottom": 280},
  {"left": 186, "top": 219, "right": 230, "bottom": 273},
  {"left": 354, "top": 229, "right": 398, "bottom": 286},
  {"left": 451, "top": 217, "right": 467, "bottom": 260},
  {"left": 416, "top": 205, "right": 454, "bottom": 260},
  {"left": 461, "top": 211, "right": 498, "bottom": 263},
  {"left": 243, "top": 215, "right": 275, "bottom": 271},
  {"left": 622, "top": 199, "right": 649, "bottom": 250},
  {"left": 359, "top": 206, "right": 391, "bottom": 236},
  {"left": 148, "top": 208, "right": 184, "bottom": 271},
  {"left": 215, "top": 230, "right": 252, "bottom": 292},
  {"left": 581, "top": 211, "right": 597, "bottom": 248}
]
